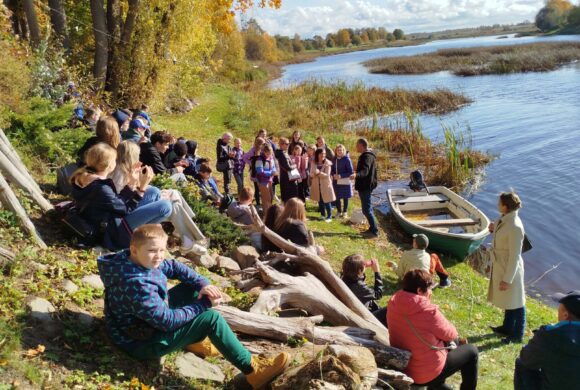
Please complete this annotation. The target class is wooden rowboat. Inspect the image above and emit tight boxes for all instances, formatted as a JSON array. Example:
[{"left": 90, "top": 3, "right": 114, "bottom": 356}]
[{"left": 387, "top": 186, "right": 490, "bottom": 259}]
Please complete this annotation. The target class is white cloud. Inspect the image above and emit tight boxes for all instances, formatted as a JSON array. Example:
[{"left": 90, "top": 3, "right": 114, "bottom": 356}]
[{"left": 243, "top": 0, "right": 544, "bottom": 37}]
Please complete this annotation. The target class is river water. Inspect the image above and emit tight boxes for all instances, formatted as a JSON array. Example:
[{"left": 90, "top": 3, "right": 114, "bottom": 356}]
[{"left": 272, "top": 34, "right": 580, "bottom": 299}]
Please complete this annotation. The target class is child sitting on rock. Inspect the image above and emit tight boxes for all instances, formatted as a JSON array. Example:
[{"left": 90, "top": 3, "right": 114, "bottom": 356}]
[
  {"left": 387, "top": 234, "right": 451, "bottom": 288},
  {"left": 97, "top": 224, "right": 289, "bottom": 389},
  {"left": 341, "top": 254, "right": 387, "bottom": 327}
]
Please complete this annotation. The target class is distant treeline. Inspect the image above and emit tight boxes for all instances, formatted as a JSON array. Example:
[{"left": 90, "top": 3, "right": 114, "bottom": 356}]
[
  {"left": 241, "top": 18, "right": 406, "bottom": 62},
  {"left": 408, "top": 22, "right": 536, "bottom": 40}
]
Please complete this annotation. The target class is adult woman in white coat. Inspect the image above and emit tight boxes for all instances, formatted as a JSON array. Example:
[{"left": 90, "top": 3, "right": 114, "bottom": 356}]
[{"left": 488, "top": 191, "right": 526, "bottom": 344}]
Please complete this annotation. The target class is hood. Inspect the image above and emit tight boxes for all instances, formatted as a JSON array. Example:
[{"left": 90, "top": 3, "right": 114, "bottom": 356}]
[
  {"left": 217, "top": 138, "right": 228, "bottom": 147},
  {"left": 389, "top": 290, "right": 438, "bottom": 317},
  {"left": 121, "top": 128, "right": 141, "bottom": 139},
  {"left": 97, "top": 249, "right": 148, "bottom": 289},
  {"left": 71, "top": 177, "right": 110, "bottom": 199},
  {"left": 361, "top": 149, "right": 377, "bottom": 159}
]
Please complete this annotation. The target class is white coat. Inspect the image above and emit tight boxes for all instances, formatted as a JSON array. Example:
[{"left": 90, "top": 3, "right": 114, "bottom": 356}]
[{"left": 487, "top": 210, "right": 526, "bottom": 310}]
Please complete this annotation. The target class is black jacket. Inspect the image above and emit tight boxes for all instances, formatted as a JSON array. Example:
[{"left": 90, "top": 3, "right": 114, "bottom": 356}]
[
  {"left": 77, "top": 136, "right": 101, "bottom": 166},
  {"left": 263, "top": 220, "right": 309, "bottom": 253},
  {"left": 275, "top": 149, "right": 298, "bottom": 202},
  {"left": 140, "top": 142, "right": 170, "bottom": 175},
  {"left": 342, "top": 272, "right": 383, "bottom": 312},
  {"left": 71, "top": 178, "right": 142, "bottom": 250},
  {"left": 519, "top": 320, "right": 580, "bottom": 389},
  {"left": 354, "top": 150, "right": 378, "bottom": 192},
  {"left": 216, "top": 139, "right": 234, "bottom": 171}
]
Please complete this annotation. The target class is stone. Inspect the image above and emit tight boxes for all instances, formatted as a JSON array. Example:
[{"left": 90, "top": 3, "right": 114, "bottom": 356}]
[
  {"left": 216, "top": 255, "right": 241, "bottom": 272},
  {"left": 93, "top": 298, "right": 105, "bottom": 311},
  {"left": 272, "top": 355, "right": 360, "bottom": 390},
  {"left": 247, "top": 286, "right": 263, "bottom": 297},
  {"left": 30, "top": 261, "right": 48, "bottom": 272},
  {"left": 327, "top": 345, "right": 378, "bottom": 388},
  {"left": 190, "top": 253, "right": 216, "bottom": 269},
  {"left": 205, "top": 271, "right": 232, "bottom": 289},
  {"left": 81, "top": 274, "right": 104, "bottom": 290},
  {"left": 61, "top": 279, "right": 79, "bottom": 294},
  {"left": 26, "top": 297, "right": 58, "bottom": 337},
  {"left": 64, "top": 302, "right": 95, "bottom": 327},
  {"left": 233, "top": 246, "right": 260, "bottom": 269},
  {"left": 175, "top": 352, "right": 225, "bottom": 383},
  {"left": 92, "top": 246, "right": 111, "bottom": 256},
  {"left": 220, "top": 291, "right": 232, "bottom": 304},
  {"left": 376, "top": 368, "right": 414, "bottom": 390}
]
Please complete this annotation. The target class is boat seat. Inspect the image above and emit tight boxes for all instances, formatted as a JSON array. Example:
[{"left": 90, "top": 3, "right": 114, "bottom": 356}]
[
  {"left": 415, "top": 218, "right": 479, "bottom": 228},
  {"left": 392, "top": 194, "right": 449, "bottom": 204}
]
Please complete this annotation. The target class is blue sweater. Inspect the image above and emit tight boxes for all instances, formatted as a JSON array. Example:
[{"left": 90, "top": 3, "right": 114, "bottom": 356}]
[{"left": 97, "top": 250, "right": 211, "bottom": 346}]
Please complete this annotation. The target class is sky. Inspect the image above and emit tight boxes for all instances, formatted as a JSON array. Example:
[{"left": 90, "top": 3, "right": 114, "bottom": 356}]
[{"left": 240, "top": 0, "right": 545, "bottom": 37}]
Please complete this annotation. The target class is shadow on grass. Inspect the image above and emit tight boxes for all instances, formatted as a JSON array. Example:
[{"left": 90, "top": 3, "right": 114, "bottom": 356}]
[{"left": 467, "top": 333, "right": 506, "bottom": 352}]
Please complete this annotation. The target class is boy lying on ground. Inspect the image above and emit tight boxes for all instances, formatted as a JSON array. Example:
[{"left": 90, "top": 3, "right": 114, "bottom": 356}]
[{"left": 97, "top": 224, "right": 289, "bottom": 389}]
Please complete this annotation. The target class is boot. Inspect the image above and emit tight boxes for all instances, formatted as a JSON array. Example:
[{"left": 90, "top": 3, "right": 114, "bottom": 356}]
[
  {"left": 185, "top": 338, "right": 220, "bottom": 358},
  {"left": 245, "top": 352, "right": 290, "bottom": 389}
]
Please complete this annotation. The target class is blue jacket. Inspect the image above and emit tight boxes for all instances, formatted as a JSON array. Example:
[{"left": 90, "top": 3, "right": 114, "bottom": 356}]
[
  {"left": 331, "top": 154, "right": 354, "bottom": 199},
  {"left": 97, "top": 250, "right": 211, "bottom": 347},
  {"left": 71, "top": 178, "right": 141, "bottom": 250}
]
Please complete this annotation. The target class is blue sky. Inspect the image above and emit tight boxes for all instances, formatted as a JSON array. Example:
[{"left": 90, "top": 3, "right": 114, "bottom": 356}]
[{"left": 241, "top": 0, "right": 545, "bottom": 37}]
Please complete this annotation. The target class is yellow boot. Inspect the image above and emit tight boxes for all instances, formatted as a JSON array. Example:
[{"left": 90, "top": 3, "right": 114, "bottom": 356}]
[
  {"left": 245, "top": 352, "right": 290, "bottom": 389},
  {"left": 185, "top": 338, "right": 221, "bottom": 358}
]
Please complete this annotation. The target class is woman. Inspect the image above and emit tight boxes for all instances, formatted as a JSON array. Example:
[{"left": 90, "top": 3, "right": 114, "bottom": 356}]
[
  {"left": 274, "top": 198, "right": 323, "bottom": 255},
  {"left": 110, "top": 141, "right": 207, "bottom": 255},
  {"left": 275, "top": 137, "right": 299, "bottom": 203},
  {"left": 488, "top": 191, "right": 526, "bottom": 344},
  {"left": 288, "top": 130, "right": 305, "bottom": 156},
  {"left": 77, "top": 116, "right": 121, "bottom": 166},
  {"left": 261, "top": 204, "right": 284, "bottom": 253},
  {"left": 388, "top": 270, "right": 479, "bottom": 389},
  {"left": 331, "top": 144, "right": 354, "bottom": 219},
  {"left": 70, "top": 143, "right": 172, "bottom": 250},
  {"left": 291, "top": 145, "right": 308, "bottom": 201},
  {"left": 243, "top": 137, "right": 266, "bottom": 208},
  {"left": 310, "top": 148, "right": 336, "bottom": 222},
  {"left": 255, "top": 144, "right": 277, "bottom": 214}
]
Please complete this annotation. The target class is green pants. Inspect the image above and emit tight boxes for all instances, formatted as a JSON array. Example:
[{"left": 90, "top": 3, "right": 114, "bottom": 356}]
[{"left": 123, "top": 283, "right": 253, "bottom": 374}]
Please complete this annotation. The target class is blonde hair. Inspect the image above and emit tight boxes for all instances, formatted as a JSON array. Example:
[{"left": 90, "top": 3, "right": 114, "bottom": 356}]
[
  {"left": 110, "top": 141, "right": 140, "bottom": 190},
  {"left": 131, "top": 224, "right": 168, "bottom": 247},
  {"left": 96, "top": 116, "right": 121, "bottom": 149},
  {"left": 500, "top": 191, "right": 522, "bottom": 212},
  {"left": 275, "top": 198, "right": 306, "bottom": 230},
  {"left": 71, "top": 143, "right": 117, "bottom": 186},
  {"left": 335, "top": 144, "right": 345, "bottom": 154}
]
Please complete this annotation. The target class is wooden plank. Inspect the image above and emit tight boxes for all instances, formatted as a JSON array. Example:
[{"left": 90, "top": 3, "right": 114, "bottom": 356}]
[
  {"left": 415, "top": 218, "right": 478, "bottom": 228},
  {"left": 393, "top": 194, "right": 449, "bottom": 204}
]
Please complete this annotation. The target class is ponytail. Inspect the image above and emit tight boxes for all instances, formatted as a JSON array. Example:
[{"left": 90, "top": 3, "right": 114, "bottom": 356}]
[{"left": 71, "top": 143, "right": 117, "bottom": 186}]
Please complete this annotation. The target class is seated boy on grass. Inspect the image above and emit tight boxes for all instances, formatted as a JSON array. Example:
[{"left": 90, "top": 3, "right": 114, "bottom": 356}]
[
  {"left": 387, "top": 233, "right": 451, "bottom": 288},
  {"left": 97, "top": 224, "right": 289, "bottom": 389}
]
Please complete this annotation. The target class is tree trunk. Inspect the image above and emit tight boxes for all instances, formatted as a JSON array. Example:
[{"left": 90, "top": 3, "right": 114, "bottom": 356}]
[
  {"left": 90, "top": 0, "right": 108, "bottom": 88},
  {"left": 0, "top": 129, "right": 44, "bottom": 196},
  {"left": 21, "top": 0, "right": 40, "bottom": 46},
  {"left": 47, "top": 0, "right": 71, "bottom": 51},
  {"left": 0, "top": 246, "right": 15, "bottom": 267},
  {"left": 216, "top": 306, "right": 411, "bottom": 370},
  {"left": 0, "top": 172, "right": 47, "bottom": 248}
]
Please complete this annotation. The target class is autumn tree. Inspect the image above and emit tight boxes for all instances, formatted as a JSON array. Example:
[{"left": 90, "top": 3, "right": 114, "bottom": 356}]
[
  {"left": 360, "top": 31, "right": 369, "bottom": 43},
  {"left": 393, "top": 28, "right": 405, "bottom": 40},
  {"left": 292, "top": 33, "right": 304, "bottom": 53},
  {"left": 536, "top": 0, "right": 574, "bottom": 31},
  {"left": 336, "top": 28, "right": 351, "bottom": 47}
]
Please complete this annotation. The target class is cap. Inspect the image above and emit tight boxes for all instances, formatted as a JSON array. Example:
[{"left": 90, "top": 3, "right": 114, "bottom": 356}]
[
  {"left": 552, "top": 290, "right": 580, "bottom": 318},
  {"left": 413, "top": 233, "right": 429, "bottom": 249},
  {"left": 129, "top": 118, "right": 150, "bottom": 130}
]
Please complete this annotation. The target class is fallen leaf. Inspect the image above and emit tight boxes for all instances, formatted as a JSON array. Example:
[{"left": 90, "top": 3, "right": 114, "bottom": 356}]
[
  {"left": 130, "top": 377, "right": 140, "bottom": 388},
  {"left": 24, "top": 344, "right": 45, "bottom": 358},
  {"left": 0, "top": 358, "right": 8, "bottom": 366}
]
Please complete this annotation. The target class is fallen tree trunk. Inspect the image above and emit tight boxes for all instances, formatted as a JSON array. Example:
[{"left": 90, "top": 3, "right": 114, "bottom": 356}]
[
  {"left": 216, "top": 305, "right": 410, "bottom": 370},
  {"left": 249, "top": 206, "right": 390, "bottom": 345}
]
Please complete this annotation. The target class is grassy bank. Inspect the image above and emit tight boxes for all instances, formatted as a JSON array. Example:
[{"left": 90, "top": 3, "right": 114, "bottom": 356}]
[{"left": 364, "top": 42, "right": 580, "bottom": 76}]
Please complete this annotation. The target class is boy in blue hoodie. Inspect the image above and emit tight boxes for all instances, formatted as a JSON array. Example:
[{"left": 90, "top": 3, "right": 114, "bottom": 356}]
[{"left": 97, "top": 224, "right": 289, "bottom": 389}]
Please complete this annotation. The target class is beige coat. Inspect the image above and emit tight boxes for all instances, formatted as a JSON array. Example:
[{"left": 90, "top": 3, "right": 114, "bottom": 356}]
[
  {"left": 487, "top": 210, "right": 526, "bottom": 310},
  {"left": 309, "top": 160, "right": 336, "bottom": 203}
]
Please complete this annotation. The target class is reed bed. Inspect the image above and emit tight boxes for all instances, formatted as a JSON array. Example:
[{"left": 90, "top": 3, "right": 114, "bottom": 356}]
[{"left": 364, "top": 42, "right": 580, "bottom": 76}]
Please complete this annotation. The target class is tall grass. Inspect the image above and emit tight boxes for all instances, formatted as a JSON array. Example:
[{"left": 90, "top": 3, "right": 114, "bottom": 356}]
[{"left": 364, "top": 42, "right": 580, "bottom": 76}]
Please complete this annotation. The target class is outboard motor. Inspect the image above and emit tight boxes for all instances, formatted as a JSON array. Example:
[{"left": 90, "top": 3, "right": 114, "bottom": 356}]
[{"left": 409, "top": 170, "right": 430, "bottom": 194}]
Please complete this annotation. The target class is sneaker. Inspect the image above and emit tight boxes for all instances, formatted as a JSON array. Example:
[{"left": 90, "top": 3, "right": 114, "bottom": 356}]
[
  {"left": 439, "top": 278, "right": 452, "bottom": 288},
  {"left": 490, "top": 325, "right": 510, "bottom": 336},
  {"left": 342, "top": 213, "right": 348, "bottom": 219},
  {"left": 325, "top": 217, "right": 332, "bottom": 223},
  {"left": 246, "top": 353, "right": 290, "bottom": 389},
  {"left": 185, "top": 338, "right": 221, "bottom": 358},
  {"left": 180, "top": 242, "right": 207, "bottom": 256}
]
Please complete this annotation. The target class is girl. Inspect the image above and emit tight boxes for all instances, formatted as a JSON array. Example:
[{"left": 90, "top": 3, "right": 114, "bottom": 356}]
[
  {"left": 288, "top": 130, "right": 305, "bottom": 156},
  {"left": 274, "top": 198, "right": 324, "bottom": 255},
  {"left": 331, "top": 144, "right": 354, "bottom": 218},
  {"left": 243, "top": 137, "right": 266, "bottom": 208},
  {"left": 255, "top": 144, "right": 277, "bottom": 214},
  {"left": 232, "top": 138, "right": 245, "bottom": 195},
  {"left": 310, "top": 148, "right": 336, "bottom": 222},
  {"left": 291, "top": 145, "right": 308, "bottom": 201},
  {"left": 77, "top": 116, "right": 121, "bottom": 166}
]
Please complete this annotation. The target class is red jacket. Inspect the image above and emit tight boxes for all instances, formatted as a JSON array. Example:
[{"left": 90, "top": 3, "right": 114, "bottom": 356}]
[{"left": 387, "top": 291, "right": 458, "bottom": 384}]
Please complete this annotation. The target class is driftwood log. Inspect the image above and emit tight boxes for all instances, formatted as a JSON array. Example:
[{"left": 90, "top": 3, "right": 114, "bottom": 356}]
[
  {"left": 249, "top": 206, "right": 390, "bottom": 346},
  {"left": 0, "top": 129, "right": 45, "bottom": 196},
  {"left": 216, "top": 305, "right": 410, "bottom": 370},
  {"left": 0, "top": 246, "right": 15, "bottom": 266}
]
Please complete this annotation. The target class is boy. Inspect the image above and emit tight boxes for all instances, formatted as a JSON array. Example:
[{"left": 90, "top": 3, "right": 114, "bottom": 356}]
[
  {"left": 97, "top": 224, "right": 289, "bottom": 389},
  {"left": 227, "top": 187, "right": 261, "bottom": 249},
  {"left": 387, "top": 234, "right": 451, "bottom": 287},
  {"left": 195, "top": 163, "right": 223, "bottom": 206}
]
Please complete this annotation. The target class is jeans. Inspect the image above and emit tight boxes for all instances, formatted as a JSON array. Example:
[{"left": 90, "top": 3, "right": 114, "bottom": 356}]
[
  {"left": 420, "top": 344, "right": 479, "bottom": 390},
  {"left": 514, "top": 357, "right": 542, "bottom": 390},
  {"left": 319, "top": 200, "right": 332, "bottom": 219},
  {"left": 223, "top": 169, "right": 233, "bottom": 195},
  {"left": 502, "top": 307, "right": 526, "bottom": 341},
  {"left": 335, "top": 198, "right": 349, "bottom": 214},
  {"left": 372, "top": 307, "right": 388, "bottom": 328},
  {"left": 359, "top": 190, "right": 378, "bottom": 234},
  {"left": 234, "top": 172, "right": 244, "bottom": 195},
  {"left": 125, "top": 187, "right": 172, "bottom": 230},
  {"left": 123, "top": 284, "right": 253, "bottom": 374}
]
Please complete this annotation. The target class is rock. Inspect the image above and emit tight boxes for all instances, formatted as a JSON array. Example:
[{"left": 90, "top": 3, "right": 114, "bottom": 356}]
[
  {"left": 63, "top": 302, "right": 96, "bottom": 327},
  {"left": 26, "top": 297, "right": 58, "bottom": 337},
  {"left": 216, "top": 255, "right": 241, "bottom": 272},
  {"left": 247, "top": 286, "right": 263, "bottom": 297},
  {"left": 376, "top": 368, "right": 414, "bottom": 390},
  {"left": 30, "top": 261, "right": 48, "bottom": 272},
  {"left": 205, "top": 271, "right": 232, "bottom": 289},
  {"left": 92, "top": 246, "right": 111, "bottom": 256},
  {"left": 93, "top": 298, "right": 105, "bottom": 311},
  {"left": 221, "top": 291, "right": 233, "bottom": 304},
  {"left": 81, "top": 274, "right": 104, "bottom": 290},
  {"left": 327, "top": 345, "right": 378, "bottom": 388},
  {"left": 272, "top": 355, "right": 360, "bottom": 390},
  {"left": 233, "top": 246, "right": 260, "bottom": 269},
  {"left": 190, "top": 253, "right": 216, "bottom": 269},
  {"left": 175, "top": 352, "right": 225, "bottom": 382},
  {"left": 61, "top": 279, "right": 79, "bottom": 294}
]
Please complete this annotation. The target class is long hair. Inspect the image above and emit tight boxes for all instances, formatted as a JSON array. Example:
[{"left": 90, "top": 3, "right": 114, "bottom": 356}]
[
  {"left": 264, "top": 204, "right": 284, "bottom": 231},
  {"left": 314, "top": 148, "right": 327, "bottom": 164},
  {"left": 275, "top": 198, "right": 306, "bottom": 231},
  {"left": 70, "top": 143, "right": 117, "bottom": 187},
  {"left": 341, "top": 254, "right": 365, "bottom": 281},
  {"left": 96, "top": 116, "right": 121, "bottom": 149},
  {"left": 110, "top": 141, "right": 140, "bottom": 190}
]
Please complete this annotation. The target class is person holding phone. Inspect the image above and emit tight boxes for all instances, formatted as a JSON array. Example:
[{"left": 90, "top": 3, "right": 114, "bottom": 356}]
[{"left": 341, "top": 254, "right": 387, "bottom": 327}]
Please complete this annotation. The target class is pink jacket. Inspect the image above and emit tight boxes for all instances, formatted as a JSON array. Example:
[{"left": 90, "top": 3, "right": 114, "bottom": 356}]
[
  {"left": 387, "top": 291, "right": 458, "bottom": 384},
  {"left": 291, "top": 155, "right": 309, "bottom": 179}
]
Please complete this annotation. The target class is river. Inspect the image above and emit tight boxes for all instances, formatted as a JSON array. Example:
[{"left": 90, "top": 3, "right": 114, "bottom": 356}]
[{"left": 272, "top": 34, "right": 580, "bottom": 300}]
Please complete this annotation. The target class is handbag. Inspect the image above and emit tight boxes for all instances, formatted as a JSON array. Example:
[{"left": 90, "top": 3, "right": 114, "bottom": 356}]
[
  {"left": 288, "top": 168, "right": 301, "bottom": 181},
  {"left": 335, "top": 159, "right": 351, "bottom": 185},
  {"left": 522, "top": 234, "right": 532, "bottom": 253},
  {"left": 216, "top": 160, "right": 229, "bottom": 173}
]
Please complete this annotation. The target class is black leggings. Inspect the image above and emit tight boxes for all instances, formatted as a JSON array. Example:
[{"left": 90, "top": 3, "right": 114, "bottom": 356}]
[{"left": 420, "top": 344, "right": 479, "bottom": 390}]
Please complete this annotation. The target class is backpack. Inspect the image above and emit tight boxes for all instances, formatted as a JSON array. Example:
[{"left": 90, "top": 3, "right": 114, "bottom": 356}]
[
  {"left": 409, "top": 170, "right": 429, "bottom": 193},
  {"left": 55, "top": 201, "right": 103, "bottom": 246},
  {"left": 250, "top": 155, "right": 265, "bottom": 179},
  {"left": 56, "top": 163, "right": 79, "bottom": 195}
]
